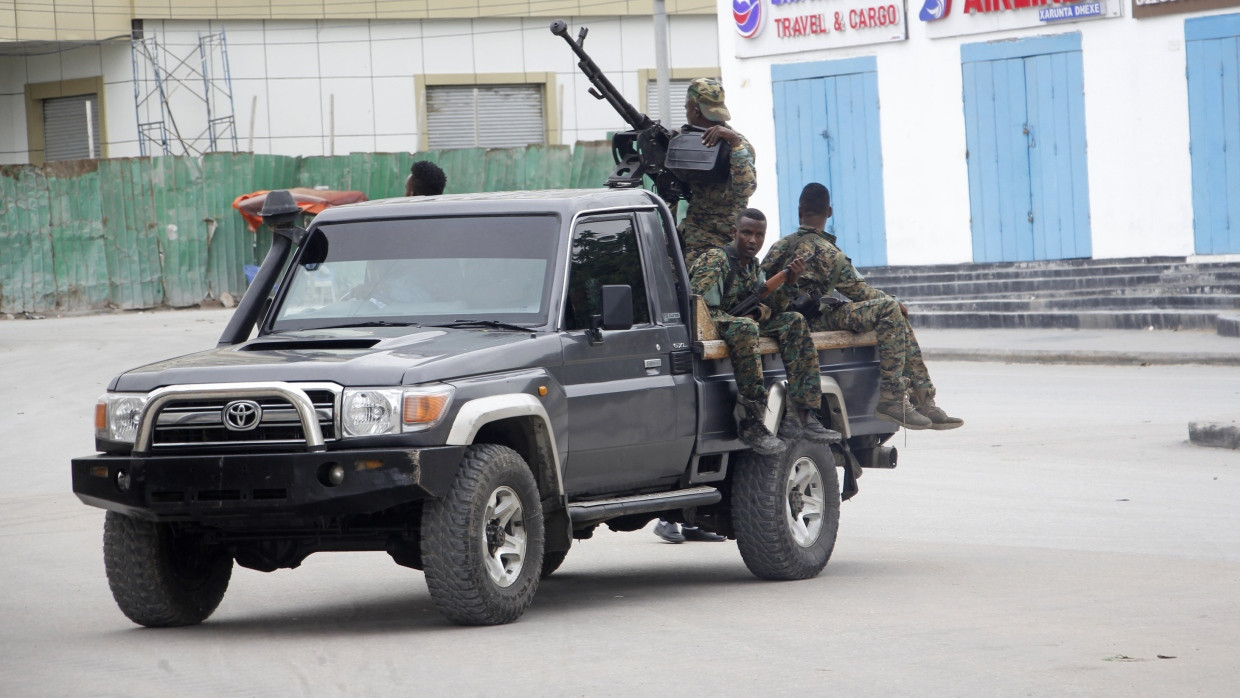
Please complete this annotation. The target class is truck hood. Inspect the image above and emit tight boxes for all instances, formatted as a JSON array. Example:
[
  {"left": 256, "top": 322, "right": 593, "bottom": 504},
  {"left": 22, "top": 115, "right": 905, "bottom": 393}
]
[{"left": 110, "top": 327, "right": 561, "bottom": 392}]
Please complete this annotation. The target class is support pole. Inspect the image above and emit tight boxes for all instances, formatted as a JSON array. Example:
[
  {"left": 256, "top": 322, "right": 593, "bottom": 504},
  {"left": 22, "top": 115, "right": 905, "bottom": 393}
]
[{"left": 653, "top": 0, "right": 671, "bottom": 125}]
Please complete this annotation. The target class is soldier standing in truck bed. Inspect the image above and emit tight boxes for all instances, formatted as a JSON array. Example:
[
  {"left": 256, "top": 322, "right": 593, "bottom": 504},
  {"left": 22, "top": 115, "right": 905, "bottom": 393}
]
[
  {"left": 678, "top": 78, "right": 757, "bottom": 265},
  {"left": 762, "top": 183, "right": 963, "bottom": 431}
]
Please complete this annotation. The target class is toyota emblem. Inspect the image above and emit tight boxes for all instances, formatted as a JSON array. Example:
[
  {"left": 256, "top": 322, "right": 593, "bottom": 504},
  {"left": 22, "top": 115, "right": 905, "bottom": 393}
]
[{"left": 223, "top": 400, "right": 262, "bottom": 431}]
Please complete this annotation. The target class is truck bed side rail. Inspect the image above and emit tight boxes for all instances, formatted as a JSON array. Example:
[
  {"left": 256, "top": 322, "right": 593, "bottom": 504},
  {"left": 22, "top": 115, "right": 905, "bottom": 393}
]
[{"left": 690, "top": 295, "right": 876, "bottom": 360}]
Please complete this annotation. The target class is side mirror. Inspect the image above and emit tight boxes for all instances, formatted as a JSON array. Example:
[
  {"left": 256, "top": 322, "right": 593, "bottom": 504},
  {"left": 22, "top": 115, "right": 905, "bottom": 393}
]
[
  {"left": 588, "top": 284, "right": 633, "bottom": 342},
  {"left": 601, "top": 285, "right": 634, "bottom": 330}
]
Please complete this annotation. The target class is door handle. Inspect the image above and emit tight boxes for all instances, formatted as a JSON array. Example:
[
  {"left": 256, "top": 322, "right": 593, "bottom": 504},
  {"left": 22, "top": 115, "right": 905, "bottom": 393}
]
[{"left": 644, "top": 359, "right": 662, "bottom": 369}]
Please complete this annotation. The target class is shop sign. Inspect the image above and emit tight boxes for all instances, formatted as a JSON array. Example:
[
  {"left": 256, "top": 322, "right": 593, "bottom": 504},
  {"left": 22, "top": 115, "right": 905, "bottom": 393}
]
[
  {"left": 917, "top": 0, "right": 1121, "bottom": 39},
  {"left": 1132, "top": 0, "right": 1240, "bottom": 19},
  {"left": 733, "top": 0, "right": 907, "bottom": 58}
]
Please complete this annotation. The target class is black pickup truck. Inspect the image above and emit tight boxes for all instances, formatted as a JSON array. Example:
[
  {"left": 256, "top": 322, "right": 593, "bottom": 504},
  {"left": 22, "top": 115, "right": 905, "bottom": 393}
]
[{"left": 72, "top": 188, "right": 898, "bottom": 627}]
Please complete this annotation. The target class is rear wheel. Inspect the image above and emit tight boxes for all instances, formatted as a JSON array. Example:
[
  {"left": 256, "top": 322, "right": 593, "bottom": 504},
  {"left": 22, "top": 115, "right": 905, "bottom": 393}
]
[
  {"left": 421, "top": 444, "right": 544, "bottom": 625},
  {"left": 731, "top": 440, "right": 840, "bottom": 580},
  {"left": 103, "top": 511, "right": 233, "bottom": 627}
]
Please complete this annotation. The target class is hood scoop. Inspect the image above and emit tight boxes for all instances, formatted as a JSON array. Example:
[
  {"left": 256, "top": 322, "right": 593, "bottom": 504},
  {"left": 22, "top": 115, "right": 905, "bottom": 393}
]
[{"left": 240, "top": 338, "right": 381, "bottom": 352}]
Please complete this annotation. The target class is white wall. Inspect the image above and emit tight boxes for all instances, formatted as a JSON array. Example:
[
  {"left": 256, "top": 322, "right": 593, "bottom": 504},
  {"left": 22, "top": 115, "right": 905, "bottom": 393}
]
[
  {"left": 0, "top": 15, "right": 719, "bottom": 164},
  {"left": 717, "top": 2, "right": 1237, "bottom": 263},
  {"left": 0, "top": 43, "right": 133, "bottom": 163}
]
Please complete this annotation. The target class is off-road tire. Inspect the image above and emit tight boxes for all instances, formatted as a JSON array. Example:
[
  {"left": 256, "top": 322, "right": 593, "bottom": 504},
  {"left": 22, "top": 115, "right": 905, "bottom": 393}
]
[
  {"left": 731, "top": 440, "right": 840, "bottom": 580},
  {"left": 102, "top": 511, "right": 233, "bottom": 627},
  {"left": 421, "top": 444, "right": 545, "bottom": 625},
  {"left": 540, "top": 549, "right": 568, "bottom": 578}
]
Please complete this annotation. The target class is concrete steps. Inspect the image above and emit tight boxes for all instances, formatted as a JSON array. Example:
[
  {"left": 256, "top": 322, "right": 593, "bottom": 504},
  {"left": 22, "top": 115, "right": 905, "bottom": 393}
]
[{"left": 855, "top": 256, "right": 1240, "bottom": 334}]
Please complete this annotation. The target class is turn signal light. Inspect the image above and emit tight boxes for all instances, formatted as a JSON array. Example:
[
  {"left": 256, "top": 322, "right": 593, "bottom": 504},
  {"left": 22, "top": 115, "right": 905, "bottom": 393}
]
[{"left": 403, "top": 392, "right": 451, "bottom": 425}]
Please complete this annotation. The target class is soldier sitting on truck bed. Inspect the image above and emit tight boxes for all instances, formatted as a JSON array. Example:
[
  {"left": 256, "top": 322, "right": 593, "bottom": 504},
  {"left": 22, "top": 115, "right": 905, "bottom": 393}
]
[
  {"left": 678, "top": 78, "right": 757, "bottom": 265},
  {"left": 694, "top": 208, "right": 840, "bottom": 453},
  {"left": 762, "top": 183, "right": 963, "bottom": 431},
  {"left": 655, "top": 206, "right": 837, "bottom": 545}
]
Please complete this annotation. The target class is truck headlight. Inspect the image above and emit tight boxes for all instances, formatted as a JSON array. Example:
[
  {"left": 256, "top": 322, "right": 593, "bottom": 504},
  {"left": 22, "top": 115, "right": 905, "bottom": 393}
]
[
  {"left": 341, "top": 385, "right": 454, "bottom": 437},
  {"left": 95, "top": 393, "right": 149, "bottom": 443},
  {"left": 342, "top": 389, "right": 402, "bottom": 437}
]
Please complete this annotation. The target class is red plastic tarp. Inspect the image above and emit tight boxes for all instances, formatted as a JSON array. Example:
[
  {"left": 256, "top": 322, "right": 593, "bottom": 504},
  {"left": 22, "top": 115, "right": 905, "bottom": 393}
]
[{"left": 232, "top": 188, "right": 367, "bottom": 232}]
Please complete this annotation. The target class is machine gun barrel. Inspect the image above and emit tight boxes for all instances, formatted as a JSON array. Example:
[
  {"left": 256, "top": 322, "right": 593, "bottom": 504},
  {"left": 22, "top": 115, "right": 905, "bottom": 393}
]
[{"left": 550, "top": 19, "right": 653, "bottom": 132}]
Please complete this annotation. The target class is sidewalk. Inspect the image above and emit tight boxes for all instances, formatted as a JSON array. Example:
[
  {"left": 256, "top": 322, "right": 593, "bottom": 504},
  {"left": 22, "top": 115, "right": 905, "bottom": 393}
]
[
  {"left": 917, "top": 326, "right": 1240, "bottom": 367},
  {"left": 916, "top": 325, "right": 1240, "bottom": 451}
]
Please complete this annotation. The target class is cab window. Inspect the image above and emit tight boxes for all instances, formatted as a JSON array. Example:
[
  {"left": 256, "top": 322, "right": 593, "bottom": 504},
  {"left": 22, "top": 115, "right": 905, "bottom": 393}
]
[{"left": 563, "top": 216, "right": 651, "bottom": 331}]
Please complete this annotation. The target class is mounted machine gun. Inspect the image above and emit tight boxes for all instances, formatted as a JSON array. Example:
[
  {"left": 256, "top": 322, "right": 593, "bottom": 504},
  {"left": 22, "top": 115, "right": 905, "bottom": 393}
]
[{"left": 550, "top": 19, "right": 731, "bottom": 207}]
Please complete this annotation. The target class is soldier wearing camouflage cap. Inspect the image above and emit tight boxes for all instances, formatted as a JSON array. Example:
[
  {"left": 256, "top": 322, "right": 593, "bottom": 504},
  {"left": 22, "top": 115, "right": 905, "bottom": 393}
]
[{"left": 679, "top": 78, "right": 758, "bottom": 265}]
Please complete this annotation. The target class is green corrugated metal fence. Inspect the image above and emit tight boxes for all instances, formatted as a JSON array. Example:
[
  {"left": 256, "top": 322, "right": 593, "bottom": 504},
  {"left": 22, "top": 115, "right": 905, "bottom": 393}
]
[{"left": 0, "top": 144, "right": 614, "bottom": 315}]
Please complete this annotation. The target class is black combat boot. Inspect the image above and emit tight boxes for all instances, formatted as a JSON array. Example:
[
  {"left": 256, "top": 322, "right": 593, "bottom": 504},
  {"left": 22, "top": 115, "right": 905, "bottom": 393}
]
[
  {"left": 737, "top": 397, "right": 786, "bottom": 456},
  {"left": 798, "top": 410, "right": 842, "bottom": 444}
]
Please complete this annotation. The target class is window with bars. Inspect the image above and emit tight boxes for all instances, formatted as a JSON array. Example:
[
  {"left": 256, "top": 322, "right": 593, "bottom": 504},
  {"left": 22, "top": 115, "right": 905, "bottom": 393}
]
[
  {"left": 43, "top": 94, "right": 101, "bottom": 161},
  {"left": 425, "top": 84, "right": 546, "bottom": 150},
  {"left": 645, "top": 79, "right": 695, "bottom": 125}
]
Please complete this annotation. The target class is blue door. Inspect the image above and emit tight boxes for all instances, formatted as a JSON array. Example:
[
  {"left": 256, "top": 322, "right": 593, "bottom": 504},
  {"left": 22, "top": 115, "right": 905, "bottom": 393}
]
[
  {"left": 962, "top": 33, "right": 1092, "bottom": 262},
  {"left": 772, "top": 58, "right": 887, "bottom": 267},
  {"left": 1187, "top": 13, "right": 1240, "bottom": 255}
]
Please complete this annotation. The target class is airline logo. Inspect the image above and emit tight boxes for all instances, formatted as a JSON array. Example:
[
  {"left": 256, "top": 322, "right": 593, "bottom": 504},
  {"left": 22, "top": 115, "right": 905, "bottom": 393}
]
[
  {"left": 919, "top": 0, "right": 952, "bottom": 21},
  {"left": 734, "top": 0, "right": 764, "bottom": 38}
]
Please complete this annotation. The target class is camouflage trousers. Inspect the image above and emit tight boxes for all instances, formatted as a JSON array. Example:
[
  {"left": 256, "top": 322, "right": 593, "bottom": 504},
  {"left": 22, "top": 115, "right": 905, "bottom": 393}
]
[
  {"left": 680, "top": 216, "right": 734, "bottom": 266},
  {"left": 812, "top": 298, "right": 934, "bottom": 396},
  {"left": 715, "top": 311, "right": 822, "bottom": 411}
]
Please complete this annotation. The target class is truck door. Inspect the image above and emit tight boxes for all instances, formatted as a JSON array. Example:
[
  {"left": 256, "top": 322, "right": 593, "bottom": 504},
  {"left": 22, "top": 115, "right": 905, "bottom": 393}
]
[{"left": 557, "top": 213, "right": 692, "bottom": 497}]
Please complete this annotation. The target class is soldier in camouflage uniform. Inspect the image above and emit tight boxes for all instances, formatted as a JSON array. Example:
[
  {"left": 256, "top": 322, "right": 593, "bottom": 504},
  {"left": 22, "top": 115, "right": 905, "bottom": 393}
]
[
  {"left": 678, "top": 78, "right": 758, "bottom": 266},
  {"left": 762, "top": 183, "right": 963, "bottom": 431},
  {"left": 692, "top": 208, "right": 839, "bottom": 455}
]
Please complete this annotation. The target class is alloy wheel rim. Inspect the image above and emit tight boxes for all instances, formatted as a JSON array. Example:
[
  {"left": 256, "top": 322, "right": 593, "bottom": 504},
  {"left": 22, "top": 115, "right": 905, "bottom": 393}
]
[
  {"left": 785, "top": 456, "right": 825, "bottom": 547},
  {"left": 481, "top": 485, "right": 527, "bottom": 587}
]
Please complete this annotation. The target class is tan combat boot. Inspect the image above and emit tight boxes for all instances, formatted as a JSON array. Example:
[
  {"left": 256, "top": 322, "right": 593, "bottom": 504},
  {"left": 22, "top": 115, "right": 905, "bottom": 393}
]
[
  {"left": 875, "top": 389, "right": 933, "bottom": 430},
  {"left": 910, "top": 387, "right": 964, "bottom": 430}
]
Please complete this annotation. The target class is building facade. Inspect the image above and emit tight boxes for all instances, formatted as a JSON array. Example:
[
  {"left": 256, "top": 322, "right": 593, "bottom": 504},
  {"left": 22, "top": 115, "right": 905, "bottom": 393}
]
[
  {"left": 1, "top": 1, "right": 719, "bottom": 164},
  {"left": 718, "top": 0, "right": 1240, "bottom": 266}
]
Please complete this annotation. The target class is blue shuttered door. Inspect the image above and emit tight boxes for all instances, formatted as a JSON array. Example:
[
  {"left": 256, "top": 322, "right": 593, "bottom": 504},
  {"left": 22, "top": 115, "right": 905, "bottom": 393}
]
[
  {"left": 962, "top": 34, "right": 1092, "bottom": 263},
  {"left": 1187, "top": 14, "right": 1240, "bottom": 255},
  {"left": 772, "top": 59, "right": 887, "bottom": 267}
]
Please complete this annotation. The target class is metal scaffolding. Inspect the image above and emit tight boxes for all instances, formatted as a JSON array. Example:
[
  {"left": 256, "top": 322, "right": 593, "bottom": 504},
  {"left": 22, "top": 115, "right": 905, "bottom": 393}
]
[{"left": 131, "top": 28, "right": 238, "bottom": 156}]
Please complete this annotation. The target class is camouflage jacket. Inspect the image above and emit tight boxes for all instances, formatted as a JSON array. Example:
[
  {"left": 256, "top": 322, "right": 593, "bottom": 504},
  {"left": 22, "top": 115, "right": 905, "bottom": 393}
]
[
  {"left": 691, "top": 245, "right": 790, "bottom": 322},
  {"left": 761, "top": 225, "right": 886, "bottom": 304},
  {"left": 680, "top": 128, "right": 757, "bottom": 228}
]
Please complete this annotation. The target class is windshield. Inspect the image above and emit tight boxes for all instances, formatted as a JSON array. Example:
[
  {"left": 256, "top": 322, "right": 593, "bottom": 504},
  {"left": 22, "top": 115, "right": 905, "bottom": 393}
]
[{"left": 270, "top": 215, "right": 560, "bottom": 331}]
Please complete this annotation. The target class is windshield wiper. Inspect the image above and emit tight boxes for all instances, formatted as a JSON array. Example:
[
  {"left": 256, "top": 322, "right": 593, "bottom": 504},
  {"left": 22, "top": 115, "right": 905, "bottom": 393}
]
[
  {"left": 328, "top": 321, "right": 421, "bottom": 329},
  {"left": 432, "top": 320, "right": 531, "bottom": 332}
]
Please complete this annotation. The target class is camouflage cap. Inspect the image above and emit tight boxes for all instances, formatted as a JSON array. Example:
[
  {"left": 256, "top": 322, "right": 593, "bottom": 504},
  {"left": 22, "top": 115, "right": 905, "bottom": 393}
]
[{"left": 687, "top": 77, "right": 731, "bottom": 123}]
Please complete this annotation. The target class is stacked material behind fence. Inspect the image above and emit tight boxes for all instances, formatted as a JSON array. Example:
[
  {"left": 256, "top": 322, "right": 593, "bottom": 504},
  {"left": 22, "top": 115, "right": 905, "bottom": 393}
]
[{"left": 0, "top": 143, "right": 614, "bottom": 314}]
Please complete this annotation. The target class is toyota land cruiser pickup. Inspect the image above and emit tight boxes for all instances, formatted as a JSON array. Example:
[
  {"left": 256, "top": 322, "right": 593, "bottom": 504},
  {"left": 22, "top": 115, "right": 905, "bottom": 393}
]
[{"left": 71, "top": 188, "right": 898, "bottom": 627}]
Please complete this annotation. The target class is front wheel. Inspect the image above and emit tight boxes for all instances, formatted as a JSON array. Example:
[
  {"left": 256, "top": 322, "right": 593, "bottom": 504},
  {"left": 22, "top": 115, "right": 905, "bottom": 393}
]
[
  {"left": 102, "top": 511, "right": 233, "bottom": 627},
  {"left": 420, "top": 444, "right": 545, "bottom": 625},
  {"left": 731, "top": 440, "right": 841, "bottom": 580}
]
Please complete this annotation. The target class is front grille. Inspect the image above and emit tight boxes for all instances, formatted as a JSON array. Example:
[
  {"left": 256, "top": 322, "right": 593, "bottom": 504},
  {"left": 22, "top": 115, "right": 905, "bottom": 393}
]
[{"left": 151, "top": 388, "right": 338, "bottom": 448}]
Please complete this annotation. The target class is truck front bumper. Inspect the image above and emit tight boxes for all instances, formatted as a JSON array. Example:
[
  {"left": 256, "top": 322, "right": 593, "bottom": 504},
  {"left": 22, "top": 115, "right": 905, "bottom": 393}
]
[{"left": 71, "top": 446, "right": 466, "bottom": 523}]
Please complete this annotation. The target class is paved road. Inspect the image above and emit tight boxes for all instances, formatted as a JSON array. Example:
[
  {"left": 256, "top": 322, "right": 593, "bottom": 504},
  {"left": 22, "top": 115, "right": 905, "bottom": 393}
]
[{"left": 2, "top": 310, "right": 1238, "bottom": 696}]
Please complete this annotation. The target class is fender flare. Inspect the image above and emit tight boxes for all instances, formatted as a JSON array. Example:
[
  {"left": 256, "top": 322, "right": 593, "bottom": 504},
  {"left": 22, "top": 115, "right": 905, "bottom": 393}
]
[
  {"left": 445, "top": 394, "right": 563, "bottom": 496},
  {"left": 763, "top": 376, "right": 851, "bottom": 439}
]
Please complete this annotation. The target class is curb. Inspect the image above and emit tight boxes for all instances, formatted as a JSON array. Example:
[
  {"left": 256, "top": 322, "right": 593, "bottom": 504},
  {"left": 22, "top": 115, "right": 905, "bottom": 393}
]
[
  {"left": 1219, "top": 314, "right": 1240, "bottom": 338},
  {"left": 1188, "top": 421, "right": 1240, "bottom": 450},
  {"left": 923, "top": 348, "right": 1240, "bottom": 367}
]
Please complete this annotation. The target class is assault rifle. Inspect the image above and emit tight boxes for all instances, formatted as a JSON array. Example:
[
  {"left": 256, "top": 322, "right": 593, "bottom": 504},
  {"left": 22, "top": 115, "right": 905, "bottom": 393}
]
[
  {"left": 727, "top": 249, "right": 819, "bottom": 320},
  {"left": 550, "top": 20, "right": 731, "bottom": 207}
]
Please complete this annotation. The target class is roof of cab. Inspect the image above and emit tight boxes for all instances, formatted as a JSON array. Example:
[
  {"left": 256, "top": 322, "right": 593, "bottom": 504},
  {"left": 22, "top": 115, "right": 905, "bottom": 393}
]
[{"left": 308, "top": 188, "right": 664, "bottom": 225}]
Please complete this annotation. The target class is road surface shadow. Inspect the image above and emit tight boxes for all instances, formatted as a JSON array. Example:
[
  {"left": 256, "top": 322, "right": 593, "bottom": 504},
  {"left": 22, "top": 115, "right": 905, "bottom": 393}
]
[{"left": 94, "top": 552, "right": 887, "bottom": 637}]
